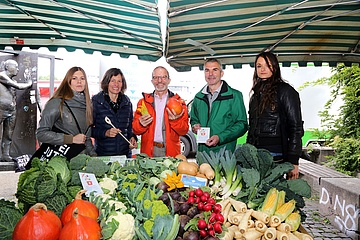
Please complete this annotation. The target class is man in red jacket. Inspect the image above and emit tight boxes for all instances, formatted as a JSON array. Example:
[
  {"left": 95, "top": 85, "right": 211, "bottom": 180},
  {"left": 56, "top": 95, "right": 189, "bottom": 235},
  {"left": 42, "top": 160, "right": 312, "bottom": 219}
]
[{"left": 132, "top": 66, "right": 189, "bottom": 157}]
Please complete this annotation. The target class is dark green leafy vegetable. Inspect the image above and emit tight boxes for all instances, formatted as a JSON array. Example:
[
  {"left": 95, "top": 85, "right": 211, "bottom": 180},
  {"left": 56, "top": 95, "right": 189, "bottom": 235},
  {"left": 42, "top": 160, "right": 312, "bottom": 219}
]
[
  {"left": 15, "top": 156, "right": 73, "bottom": 215},
  {"left": 0, "top": 199, "right": 23, "bottom": 240},
  {"left": 231, "top": 144, "right": 311, "bottom": 213}
]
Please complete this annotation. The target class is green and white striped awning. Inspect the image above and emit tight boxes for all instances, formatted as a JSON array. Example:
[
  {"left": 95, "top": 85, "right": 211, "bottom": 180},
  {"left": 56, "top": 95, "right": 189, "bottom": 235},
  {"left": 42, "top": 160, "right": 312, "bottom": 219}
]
[
  {"left": 166, "top": 0, "right": 360, "bottom": 71},
  {"left": 1, "top": 0, "right": 359, "bottom": 70},
  {"left": 0, "top": 0, "right": 163, "bottom": 61}
]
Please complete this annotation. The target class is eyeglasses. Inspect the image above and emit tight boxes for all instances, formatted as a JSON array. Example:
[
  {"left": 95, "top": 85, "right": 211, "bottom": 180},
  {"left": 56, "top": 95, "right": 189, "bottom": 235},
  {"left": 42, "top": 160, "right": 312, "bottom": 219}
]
[{"left": 152, "top": 76, "right": 168, "bottom": 81}]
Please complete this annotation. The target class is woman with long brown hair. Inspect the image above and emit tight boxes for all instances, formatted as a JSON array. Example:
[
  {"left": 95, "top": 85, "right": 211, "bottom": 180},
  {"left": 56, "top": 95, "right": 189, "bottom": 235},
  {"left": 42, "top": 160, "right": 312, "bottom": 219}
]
[{"left": 36, "top": 66, "right": 96, "bottom": 157}]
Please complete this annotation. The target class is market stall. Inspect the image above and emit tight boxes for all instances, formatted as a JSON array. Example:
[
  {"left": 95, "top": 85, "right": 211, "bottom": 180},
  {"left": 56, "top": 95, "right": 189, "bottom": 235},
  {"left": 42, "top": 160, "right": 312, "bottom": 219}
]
[{"left": 1, "top": 144, "right": 313, "bottom": 240}]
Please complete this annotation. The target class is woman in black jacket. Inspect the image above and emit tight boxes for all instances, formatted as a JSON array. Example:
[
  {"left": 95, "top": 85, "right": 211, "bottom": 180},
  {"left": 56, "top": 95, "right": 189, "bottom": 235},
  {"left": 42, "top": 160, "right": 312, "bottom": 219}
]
[
  {"left": 92, "top": 68, "right": 137, "bottom": 157},
  {"left": 247, "top": 52, "right": 304, "bottom": 179}
]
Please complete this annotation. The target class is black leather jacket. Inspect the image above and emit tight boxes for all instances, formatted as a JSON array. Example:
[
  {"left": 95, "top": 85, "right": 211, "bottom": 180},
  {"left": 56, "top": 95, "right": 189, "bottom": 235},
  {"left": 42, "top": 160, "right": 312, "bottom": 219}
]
[{"left": 247, "top": 82, "right": 304, "bottom": 165}]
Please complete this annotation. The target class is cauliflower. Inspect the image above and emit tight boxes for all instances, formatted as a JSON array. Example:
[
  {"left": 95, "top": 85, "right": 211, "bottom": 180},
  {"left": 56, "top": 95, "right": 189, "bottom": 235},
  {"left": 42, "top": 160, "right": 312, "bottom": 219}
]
[
  {"left": 99, "top": 177, "right": 118, "bottom": 194},
  {"left": 108, "top": 200, "right": 126, "bottom": 211},
  {"left": 106, "top": 212, "right": 135, "bottom": 240}
]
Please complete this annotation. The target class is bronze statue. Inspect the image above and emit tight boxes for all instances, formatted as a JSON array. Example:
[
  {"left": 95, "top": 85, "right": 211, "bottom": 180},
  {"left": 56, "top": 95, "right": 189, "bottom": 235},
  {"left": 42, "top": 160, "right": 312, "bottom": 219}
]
[{"left": 0, "top": 59, "right": 32, "bottom": 161}]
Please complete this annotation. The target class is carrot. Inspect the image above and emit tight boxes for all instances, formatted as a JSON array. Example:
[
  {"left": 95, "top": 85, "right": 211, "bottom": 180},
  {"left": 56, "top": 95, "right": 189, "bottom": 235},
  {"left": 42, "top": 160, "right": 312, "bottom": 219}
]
[
  {"left": 263, "top": 227, "right": 276, "bottom": 240},
  {"left": 276, "top": 230, "right": 289, "bottom": 240},
  {"left": 238, "top": 209, "right": 253, "bottom": 234},
  {"left": 228, "top": 198, "right": 247, "bottom": 213},
  {"left": 255, "top": 220, "right": 268, "bottom": 233},
  {"left": 251, "top": 210, "right": 270, "bottom": 224},
  {"left": 269, "top": 215, "right": 281, "bottom": 227},
  {"left": 242, "top": 228, "right": 263, "bottom": 240}
]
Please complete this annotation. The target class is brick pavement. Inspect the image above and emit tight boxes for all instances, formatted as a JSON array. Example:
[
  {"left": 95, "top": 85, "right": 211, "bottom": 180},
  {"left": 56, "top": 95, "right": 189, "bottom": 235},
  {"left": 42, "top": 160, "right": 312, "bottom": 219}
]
[{"left": 302, "top": 198, "right": 353, "bottom": 240}]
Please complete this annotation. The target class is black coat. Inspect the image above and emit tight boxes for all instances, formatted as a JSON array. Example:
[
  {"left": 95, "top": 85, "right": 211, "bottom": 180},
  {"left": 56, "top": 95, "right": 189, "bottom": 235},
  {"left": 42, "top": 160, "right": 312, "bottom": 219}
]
[
  {"left": 247, "top": 82, "right": 304, "bottom": 165},
  {"left": 92, "top": 91, "right": 134, "bottom": 157}
]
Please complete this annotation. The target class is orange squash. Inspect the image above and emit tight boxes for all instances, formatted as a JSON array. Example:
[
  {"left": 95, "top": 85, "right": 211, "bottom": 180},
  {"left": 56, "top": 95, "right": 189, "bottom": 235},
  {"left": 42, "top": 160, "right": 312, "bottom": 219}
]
[
  {"left": 177, "top": 161, "right": 198, "bottom": 176},
  {"left": 167, "top": 98, "right": 182, "bottom": 115},
  {"left": 12, "top": 203, "right": 62, "bottom": 240},
  {"left": 59, "top": 208, "right": 101, "bottom": 240},
  {"left": 60, "top": 189, "right": 99, "bottom": 226}
]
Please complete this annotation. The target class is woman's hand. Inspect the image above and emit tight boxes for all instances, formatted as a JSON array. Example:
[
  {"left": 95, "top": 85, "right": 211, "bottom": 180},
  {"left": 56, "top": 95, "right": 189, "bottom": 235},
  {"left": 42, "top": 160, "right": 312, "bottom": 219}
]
[
  {"left": 73, "top": 133, "right": 86, "bottom": 144},
  {"left": 129, "top": 137, "right": 137, "bottom": 149},
  {"left": 106, "top": 128, "right": 121, "bottom": 138}
]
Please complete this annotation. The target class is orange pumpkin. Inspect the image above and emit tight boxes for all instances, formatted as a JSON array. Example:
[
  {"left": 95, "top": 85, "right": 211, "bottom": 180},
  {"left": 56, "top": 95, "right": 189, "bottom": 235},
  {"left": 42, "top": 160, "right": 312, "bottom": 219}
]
[
  {"left": 167, "top": 98, "right": 183, "bottom": 115},
  {"left": 60, "top": 189, "right": 99, "bottom": 226},
  {"left": 59, "top": 208, "right": 101, "bottom": 240},
  {"left": 12, "top": 203, "right": 62, "bottom": 240}
]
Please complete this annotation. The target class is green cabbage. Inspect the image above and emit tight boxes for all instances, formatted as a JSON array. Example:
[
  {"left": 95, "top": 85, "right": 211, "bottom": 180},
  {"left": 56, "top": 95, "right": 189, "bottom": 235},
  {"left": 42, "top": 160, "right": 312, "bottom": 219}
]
[{"left": 47, "top": 156, "right": 71, "bottom": 184}]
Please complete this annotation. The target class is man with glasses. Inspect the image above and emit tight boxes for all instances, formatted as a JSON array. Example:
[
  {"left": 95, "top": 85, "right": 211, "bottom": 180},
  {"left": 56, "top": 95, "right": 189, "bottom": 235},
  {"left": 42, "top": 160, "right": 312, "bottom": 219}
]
[
  {"left": 133, "top": 66, "right": 189, "bottom": 157},
  {"left": 190, "top": 58, "right": 248, "bottom": 154}
]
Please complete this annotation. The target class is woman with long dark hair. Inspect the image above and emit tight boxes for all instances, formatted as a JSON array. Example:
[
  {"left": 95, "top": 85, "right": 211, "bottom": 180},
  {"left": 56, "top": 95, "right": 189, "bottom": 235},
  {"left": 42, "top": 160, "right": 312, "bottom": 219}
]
[
  {"left": 92, "top": 68, "right": 136, "bottom": 157},
  {"left": 247, "top": 52, "right": 304, "bottom": 179}
]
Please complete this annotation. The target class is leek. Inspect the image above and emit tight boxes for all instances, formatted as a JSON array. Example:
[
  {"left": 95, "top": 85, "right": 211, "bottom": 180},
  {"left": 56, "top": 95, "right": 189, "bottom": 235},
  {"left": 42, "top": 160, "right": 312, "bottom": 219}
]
[{"left": 219, "top": 150, "right": 237, "bottom": 195}]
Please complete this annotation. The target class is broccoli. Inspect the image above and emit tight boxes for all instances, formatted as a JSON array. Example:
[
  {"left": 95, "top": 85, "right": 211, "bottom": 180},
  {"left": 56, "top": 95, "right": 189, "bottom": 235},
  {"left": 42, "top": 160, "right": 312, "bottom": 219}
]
[
  {"left": 143, "top": 200, "right": 170, "bottom": 219},
  {"left": 69, "top": 154, "right": 89, "bottom": 170},
  {"left": 144, "top": 219, "right": 154, "bottom": 236},
  {"left": 142, "top": 199, "right": 170, "bottom": 237},
  {"left": 85, "top": 158, "right": 110, "bottom": 177},
  {"left": 136, "top": 188, "right": 158, "bottom": 201}
]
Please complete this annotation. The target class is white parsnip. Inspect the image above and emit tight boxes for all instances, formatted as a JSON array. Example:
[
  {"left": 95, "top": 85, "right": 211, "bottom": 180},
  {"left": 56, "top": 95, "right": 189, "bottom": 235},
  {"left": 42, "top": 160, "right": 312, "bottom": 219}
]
[
  {"left": 288, "top": 232, "right": 301, "bottom": 240},
  {"left": 238, "top": 209, "right": 254, "bottom": 234},
  {"left": 276, "top": 230, "right": 289, "bottom": 240},
  {"left": 252, "top": 210, "right": 270, "bottom": 224},
  {"left": 248, "top": 219, "right": 255, "bottom": 228},
  {"left": 242, "top": 228, "right": 264, "bottom": 240},
  {"left": 229, "top": 198, "right": 247, "bottom": 213},
  {"left": 277, "top": 222, "right": 291, "bottom": 233},
  {"left": 228, "top": 211, "right": 244, "bottom": 225},
  {"left": 269, "top": 215, "right": 281, "bottom": 227},
  {"left": 293, "top": 231, "right": 314, "bottom": 240},
  {"left": 263, "top": 227, "right": 277, "bottom": 240},
  {"left": 255, "top": 220, "right": 268, "bottom": 233}
]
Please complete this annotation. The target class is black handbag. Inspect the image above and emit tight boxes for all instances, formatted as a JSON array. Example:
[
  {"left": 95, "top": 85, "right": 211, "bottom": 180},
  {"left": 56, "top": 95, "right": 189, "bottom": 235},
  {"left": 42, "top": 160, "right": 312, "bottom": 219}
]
[{"left": 26, "top": 101, "right": 87, "bottom": 169}]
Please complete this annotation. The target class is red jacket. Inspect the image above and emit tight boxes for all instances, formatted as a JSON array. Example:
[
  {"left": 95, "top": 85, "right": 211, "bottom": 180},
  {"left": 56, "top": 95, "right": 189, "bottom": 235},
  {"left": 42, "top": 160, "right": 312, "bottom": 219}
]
[{"left": 132, "top": 91, "right": 189, "bottom": 157}]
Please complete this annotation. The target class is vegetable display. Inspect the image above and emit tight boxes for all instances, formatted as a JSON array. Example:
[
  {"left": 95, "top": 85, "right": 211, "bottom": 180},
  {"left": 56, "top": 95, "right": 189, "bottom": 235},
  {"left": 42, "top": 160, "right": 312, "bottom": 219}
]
[{"left": 5, "top": 143, "right": 315, "bottom": 240}]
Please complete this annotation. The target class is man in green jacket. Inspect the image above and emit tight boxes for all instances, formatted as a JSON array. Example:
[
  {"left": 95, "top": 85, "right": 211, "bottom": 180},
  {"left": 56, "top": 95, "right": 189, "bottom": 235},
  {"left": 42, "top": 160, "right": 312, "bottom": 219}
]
[{"left": 190, "top": 58, "right": 248, "bottom": 154}]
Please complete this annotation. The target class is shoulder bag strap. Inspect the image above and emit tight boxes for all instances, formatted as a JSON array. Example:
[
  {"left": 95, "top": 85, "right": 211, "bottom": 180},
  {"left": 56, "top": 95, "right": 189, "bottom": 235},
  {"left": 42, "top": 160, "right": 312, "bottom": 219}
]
[{"left": 64, "top": 101, "right": 83, "bottom": 134}]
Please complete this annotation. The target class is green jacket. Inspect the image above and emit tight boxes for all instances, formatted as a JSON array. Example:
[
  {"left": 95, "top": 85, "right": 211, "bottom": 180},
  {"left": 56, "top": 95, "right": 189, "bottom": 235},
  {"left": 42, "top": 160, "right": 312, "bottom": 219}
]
[{"left": 190, "top": 81, "right": 248, "bottom": 154}]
